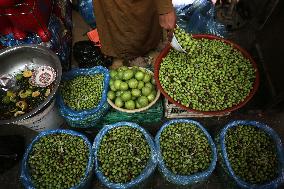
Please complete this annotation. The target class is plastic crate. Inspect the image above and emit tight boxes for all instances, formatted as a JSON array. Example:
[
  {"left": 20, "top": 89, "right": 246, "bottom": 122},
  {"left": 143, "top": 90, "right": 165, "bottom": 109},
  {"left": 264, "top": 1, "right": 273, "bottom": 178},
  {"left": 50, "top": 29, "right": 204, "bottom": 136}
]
[{"left": 164, "top": 98, "right": 230, "bottom": 118}]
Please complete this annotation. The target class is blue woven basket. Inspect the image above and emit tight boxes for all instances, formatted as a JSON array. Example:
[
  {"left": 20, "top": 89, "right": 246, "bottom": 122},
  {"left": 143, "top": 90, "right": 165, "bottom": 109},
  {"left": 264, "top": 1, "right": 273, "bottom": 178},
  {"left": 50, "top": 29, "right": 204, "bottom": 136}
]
[
  {"left": 93, "top": 122, "right": 157, "bottom": 189},
  {"left": 218, "top": 120, "right": 284, "bottom": 189},
  {"left": 57, "top": 66, "right": 110, "bottom": 128},
  {"left": 155, "top": 119, "right": 217, "bottom": 185},
  {"left": 20, "top": 129, "right": 94, "bottom": 189}
]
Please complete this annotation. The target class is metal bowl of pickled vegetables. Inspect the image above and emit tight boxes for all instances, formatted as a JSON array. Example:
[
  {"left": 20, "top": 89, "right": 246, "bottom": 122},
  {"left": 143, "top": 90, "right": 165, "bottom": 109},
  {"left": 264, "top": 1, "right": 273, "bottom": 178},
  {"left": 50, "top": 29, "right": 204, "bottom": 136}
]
[{"left": 0, "top": 45, "right": 62, "bottom": 124}]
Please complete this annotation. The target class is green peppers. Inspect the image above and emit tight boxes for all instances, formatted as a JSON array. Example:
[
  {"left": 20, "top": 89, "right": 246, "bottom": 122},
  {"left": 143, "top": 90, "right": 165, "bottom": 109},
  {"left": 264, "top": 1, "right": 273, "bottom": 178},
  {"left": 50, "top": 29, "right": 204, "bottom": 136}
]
[
  {"left": 60, "top": 74, "right": 104, "bottom": 110},
  {"left": 28, "top": 134, "right": 89, "bottom": 189},
  {"left": 160, "top": 29, "right": 256, "bottom": 111},
  {"left": 225, "top": 125, "right": 278, "bottom": 184},
  {"left": 98, "top": 126, "right": 151, "bottom": 183},
  {"left": 160, "top": 123, "right": 212, "bottom": 175}
]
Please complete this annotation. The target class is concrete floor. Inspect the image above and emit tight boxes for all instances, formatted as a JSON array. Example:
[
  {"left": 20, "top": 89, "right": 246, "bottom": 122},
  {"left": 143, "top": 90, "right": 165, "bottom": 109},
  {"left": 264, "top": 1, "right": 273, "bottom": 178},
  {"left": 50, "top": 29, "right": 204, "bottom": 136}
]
[{"left": 1, "top": 8, "right": 284, "bottom": 189}]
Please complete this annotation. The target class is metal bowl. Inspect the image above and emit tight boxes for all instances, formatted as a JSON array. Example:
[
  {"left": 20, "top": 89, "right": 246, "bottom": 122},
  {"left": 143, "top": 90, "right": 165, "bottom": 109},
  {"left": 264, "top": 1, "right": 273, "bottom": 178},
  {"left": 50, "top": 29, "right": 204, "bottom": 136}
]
[{"left": 0, "top": 45, "right": 62, "bottom": 124}]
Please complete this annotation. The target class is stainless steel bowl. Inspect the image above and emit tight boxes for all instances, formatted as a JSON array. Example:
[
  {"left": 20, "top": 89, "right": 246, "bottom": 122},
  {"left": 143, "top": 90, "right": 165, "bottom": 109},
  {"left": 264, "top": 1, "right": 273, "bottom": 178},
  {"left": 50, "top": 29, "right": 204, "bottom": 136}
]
[{"left": 0, "top": 45, "right": 62, "bottom": 124}]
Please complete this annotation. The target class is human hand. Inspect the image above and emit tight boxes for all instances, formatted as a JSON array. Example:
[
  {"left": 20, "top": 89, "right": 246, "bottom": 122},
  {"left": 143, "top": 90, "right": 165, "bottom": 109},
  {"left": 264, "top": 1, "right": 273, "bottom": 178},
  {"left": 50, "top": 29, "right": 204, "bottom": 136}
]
[{"left": 159, "top": 10, "right": 177, "bottom": 41}]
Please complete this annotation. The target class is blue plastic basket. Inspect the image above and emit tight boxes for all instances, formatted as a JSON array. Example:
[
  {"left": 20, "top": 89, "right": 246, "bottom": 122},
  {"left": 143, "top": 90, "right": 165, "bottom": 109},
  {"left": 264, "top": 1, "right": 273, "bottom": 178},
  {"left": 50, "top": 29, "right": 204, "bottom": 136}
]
[
  {"left": 93, "top": 122, "right": 157, "bottom": 189},
  {"left": 155, "top": 119, "right": 217, "bottom": 185},
  {"left": 218, "top": 120, "right": 284, "bottom": 189},
  {"left": 20, "top": 129, "right": 94, "bottom": 189},
  {"left": 57, "top": 66, "right": 110, "bottom": 128}
]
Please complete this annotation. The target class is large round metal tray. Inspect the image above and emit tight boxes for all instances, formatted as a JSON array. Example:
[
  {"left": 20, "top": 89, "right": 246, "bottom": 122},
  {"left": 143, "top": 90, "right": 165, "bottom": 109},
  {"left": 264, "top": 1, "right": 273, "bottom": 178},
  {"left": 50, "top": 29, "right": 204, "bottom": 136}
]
[
  {"left": 154, "top": 34, "right": 260, "bottom": 115},
  {"left": 0, "top": 45, "right": 62, "bottom": 124}
]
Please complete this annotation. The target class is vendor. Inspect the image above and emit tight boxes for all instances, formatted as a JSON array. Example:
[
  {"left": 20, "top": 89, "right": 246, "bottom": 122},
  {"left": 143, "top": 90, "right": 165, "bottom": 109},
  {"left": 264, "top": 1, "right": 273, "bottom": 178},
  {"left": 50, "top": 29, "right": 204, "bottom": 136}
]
[{"left": 93, "top": 0, "right": 176, "bottom": 64}]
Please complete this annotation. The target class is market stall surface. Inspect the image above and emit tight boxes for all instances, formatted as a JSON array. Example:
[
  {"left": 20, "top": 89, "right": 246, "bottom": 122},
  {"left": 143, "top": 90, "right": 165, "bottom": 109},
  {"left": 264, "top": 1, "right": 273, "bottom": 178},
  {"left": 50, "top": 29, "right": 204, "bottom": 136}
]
[{"left": 1, "top": 9, "right": 284, "bottom": 189}]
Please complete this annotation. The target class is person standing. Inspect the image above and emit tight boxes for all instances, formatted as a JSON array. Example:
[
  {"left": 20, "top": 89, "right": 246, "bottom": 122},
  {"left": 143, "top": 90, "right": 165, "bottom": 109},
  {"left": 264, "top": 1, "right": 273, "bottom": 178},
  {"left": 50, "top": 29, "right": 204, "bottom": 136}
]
[{"left": 93, "top": 0, "right": 176, "bottom": 63}]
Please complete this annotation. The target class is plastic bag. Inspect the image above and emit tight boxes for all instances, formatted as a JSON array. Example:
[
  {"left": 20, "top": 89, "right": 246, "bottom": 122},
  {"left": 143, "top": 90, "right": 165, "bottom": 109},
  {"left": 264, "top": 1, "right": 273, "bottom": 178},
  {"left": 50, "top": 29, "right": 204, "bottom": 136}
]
[
  {"left": 217, "top": 120, "right": 284, "bottom": 189},
  {"left": 78, "top": 0, "right": 96, "bottom": 28},
  {"left": 64, "top": 102, "right": 110, "bottom": 128},
  {"left": 93, "top": 122, "right": 157, "bottom": 189},
  {"left": 155, "top": 119, "right": 217, "bottom": 185},
  {"left": 73, "top": 41, "right": 113, "bottom": 68},
  {"left": 174, "top": 0, "right": 227, "bottom": 38},
  {"left": 20, "top": 129, "right": 94, "bottom": 189},
  {"left": 56, "top": 66, "right": 110, "bottom": 128}
]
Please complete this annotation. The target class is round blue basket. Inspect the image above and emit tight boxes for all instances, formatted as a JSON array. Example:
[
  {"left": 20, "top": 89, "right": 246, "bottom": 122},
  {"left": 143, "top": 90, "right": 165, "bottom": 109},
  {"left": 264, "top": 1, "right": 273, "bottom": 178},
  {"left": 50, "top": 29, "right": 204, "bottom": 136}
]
[
  {"left": 20, "top": 129, "right": 94, "bottom": 189},
  {"left": 57, "top": 66, "right": 110, "bottom": 128},
  {"left": 93, "top": 122, "right": 157, "bottom": 189},
  {"left": 155, "top": 119, "right": 217, "bottom": 185},
  {"left": 219, "top": 120, "right": 284, "bottom": 189}
]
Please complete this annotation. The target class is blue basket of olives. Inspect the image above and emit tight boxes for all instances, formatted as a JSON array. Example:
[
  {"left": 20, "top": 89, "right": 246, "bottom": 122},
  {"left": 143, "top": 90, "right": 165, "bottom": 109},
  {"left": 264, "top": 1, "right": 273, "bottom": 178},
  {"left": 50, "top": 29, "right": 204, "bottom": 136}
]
[
  {"left": 57, "top": 66, "right": 110, "bottom": 128},
  {"left": 217, "top": 120, "right": 284, "bottom": 189}
]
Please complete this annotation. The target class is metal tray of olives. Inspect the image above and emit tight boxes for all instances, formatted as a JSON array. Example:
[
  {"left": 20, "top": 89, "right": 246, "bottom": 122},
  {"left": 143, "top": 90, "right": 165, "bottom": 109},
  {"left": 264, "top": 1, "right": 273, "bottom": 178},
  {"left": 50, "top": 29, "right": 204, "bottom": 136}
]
[
  {"left": 154, "top": 34, "right": 260, "bottom": 115},
  {"left": 0, "top": 45, "right": 62, "bottom": 124}
]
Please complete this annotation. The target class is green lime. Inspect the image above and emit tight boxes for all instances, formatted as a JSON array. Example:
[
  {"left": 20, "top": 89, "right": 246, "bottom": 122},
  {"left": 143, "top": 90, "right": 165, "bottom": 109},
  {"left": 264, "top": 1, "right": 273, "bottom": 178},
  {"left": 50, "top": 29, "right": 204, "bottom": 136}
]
[
  {"left": 116, "top": 91, "right": 124, "bottom": 97},
  {"left": 142, "top": 87, "right": 152, "bottom": 96},
  {"left": 125, "top": 100, "right": 135, "bottom": 110},
  {"left": 151, "top": 77, "right": 156, "bottom": 85},
  {"left": 131, "top": 89, "right": 141, "bottom": 97},
  {"left": 107, "top": 91, "right": 116, "bottom": 100},
  {"left": 147, "top": 93, "right": 156, "bottom": 102},
  {"left": 120, "top": 82, "right": 129, "bottom": 91},
  {"left": 151, "top": 90, "right": 157, "bottom": 96},
  {"left": 145, "top": 82, "right": 154, "bottom": 91},
  {"left": 121, "top": 91, "right": 132, "bottom": 102},
  {"left": 135, "top": 71, "right": 145, "bottom": 81},
  {"left": 110, "top": 85, "right": 117, "bottom": 92},
  {"left": 114, "top": 80, "right": 122, "bottom": 90},
  {"left": 109, "top": 79, "right": 114, "bottom": 86},
  {"left": 110, "top": 70, "right": 117, "bottom": 78},
  {"left": 123, "top": 69, "right": 134, "bottom": 80},
  {"left": 143, "top": 73, "right": 151, "bottom": 83},
  {"left": 138, "top": 96, "right": 149, "bottom": 107},
  {"left": 137, "top": 81, "right": 145, "bottom": 89},
  {"left": 136, "top": 101, "right": 142, "bottom": 109},
  {"left": 115, "top": 97, "right": 124, "bottom": 108},
  {"left": 117, "top": 70, "right": 124, "bottom": 80},
  {"left": 139, "top": 68, "right": 146, "bottom": 73},
  {"left": 128, "top": 79, "right": 138, "bottom": 89},
  {"left": 132, "top": 66, "right": 139, "bottom": 74},
  {"left": 118, "top": 66, "right": 128, "bottom": 71}
]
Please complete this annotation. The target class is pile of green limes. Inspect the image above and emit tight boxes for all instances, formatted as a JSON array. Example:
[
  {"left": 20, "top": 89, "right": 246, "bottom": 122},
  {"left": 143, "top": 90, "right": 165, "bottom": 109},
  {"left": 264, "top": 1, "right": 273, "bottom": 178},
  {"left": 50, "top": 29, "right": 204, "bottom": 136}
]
[{"left": 107, "top": 66, "right": 157, "bottom": 110}]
